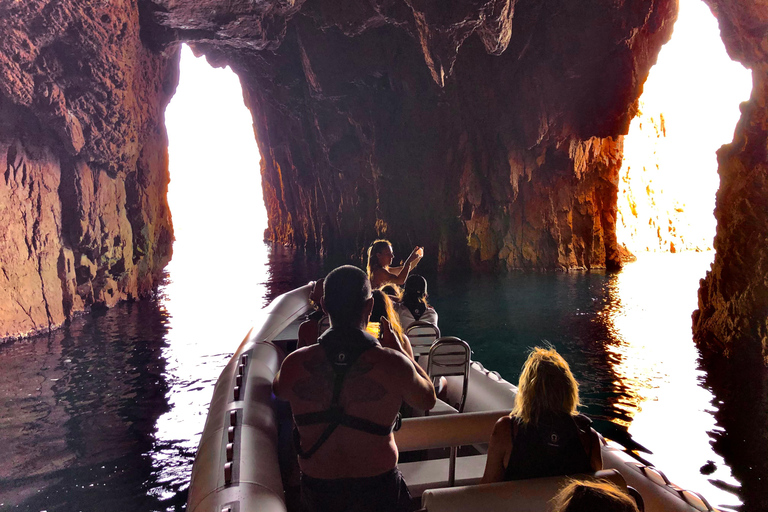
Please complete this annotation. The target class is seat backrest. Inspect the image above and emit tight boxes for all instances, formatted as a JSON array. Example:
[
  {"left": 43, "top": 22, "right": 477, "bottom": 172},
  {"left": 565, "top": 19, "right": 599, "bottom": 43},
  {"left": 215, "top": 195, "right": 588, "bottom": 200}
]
[
  {"left": 427, "top": 337, "right": 471, "bottom": 413},
  {"left": 406, "top": 321, "right": 441, "bottom": 356}
]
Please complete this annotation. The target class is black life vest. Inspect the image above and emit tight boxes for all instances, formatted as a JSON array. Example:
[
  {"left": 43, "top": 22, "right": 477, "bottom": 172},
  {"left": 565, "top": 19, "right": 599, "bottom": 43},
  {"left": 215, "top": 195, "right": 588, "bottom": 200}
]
[
  {"left": 504, "top": 412, "right": 593, "bottom": 481},
  {"left": 292, "top": 327, "right": 399, "bottom": 459},
  {"left": 403, "top": 297, "right": 427, "bottom": 321}
]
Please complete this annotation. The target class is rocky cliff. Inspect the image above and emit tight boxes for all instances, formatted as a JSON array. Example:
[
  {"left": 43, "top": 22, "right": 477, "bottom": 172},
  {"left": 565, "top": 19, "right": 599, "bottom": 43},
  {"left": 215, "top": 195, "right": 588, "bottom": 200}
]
[
  {"left": 0, "top": 1, "right": 177, "bottom": 339},
  {"left": 169, "top": 0, "right": 676, "bottom": 271},
  {"left": 1, "top": 0, "right": 682, "bottom": 341},
  {"left": 693, "top": 0, "right": 768, "bottom": 361}
]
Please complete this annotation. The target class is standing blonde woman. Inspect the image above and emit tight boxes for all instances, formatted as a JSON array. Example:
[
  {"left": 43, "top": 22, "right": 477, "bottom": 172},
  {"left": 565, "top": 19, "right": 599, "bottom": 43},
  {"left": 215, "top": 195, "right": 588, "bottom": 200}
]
[
  {"left": 481, "top": 347, "right": 602, "bottom": 483},
  {"left": 367, "top": 239, "right": 423, "bottom": 289}
]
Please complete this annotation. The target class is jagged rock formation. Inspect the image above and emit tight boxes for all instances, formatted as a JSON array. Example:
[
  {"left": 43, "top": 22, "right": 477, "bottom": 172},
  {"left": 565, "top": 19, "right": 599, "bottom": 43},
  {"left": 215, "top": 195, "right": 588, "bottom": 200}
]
[
  {"left": 0, "top": 1, "right": 177, "bottom": 339},
  {"left": 1, "top": 0, "right": 682, "bottom": 340},
  {"left": 152, "top": 0, "right": 676, "bottom": 273},
  {"left": 693, "top": 0, "right": 768, "bottom": 362}
]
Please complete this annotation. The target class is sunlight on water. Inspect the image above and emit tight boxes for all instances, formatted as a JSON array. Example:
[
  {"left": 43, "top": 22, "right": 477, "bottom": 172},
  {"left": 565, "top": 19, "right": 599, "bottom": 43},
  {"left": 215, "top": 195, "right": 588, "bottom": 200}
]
[
  {"left": 153, "top": 44, "right": 269, "bottom": 497},
  {"left": 605, "top": 252, "right": 740, "bottom": 510}
]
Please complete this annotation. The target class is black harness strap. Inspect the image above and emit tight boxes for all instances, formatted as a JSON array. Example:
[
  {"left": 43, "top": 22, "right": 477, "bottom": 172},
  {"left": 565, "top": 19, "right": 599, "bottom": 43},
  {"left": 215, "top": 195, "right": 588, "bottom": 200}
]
[{"left": 293, "top": 328, "right": 395, "bottom": 459}]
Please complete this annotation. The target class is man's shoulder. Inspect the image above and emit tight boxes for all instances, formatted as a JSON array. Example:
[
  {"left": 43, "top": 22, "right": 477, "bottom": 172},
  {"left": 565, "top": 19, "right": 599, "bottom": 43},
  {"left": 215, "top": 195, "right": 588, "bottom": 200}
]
[
  {"left": 282, "top": 344, "right": 324, "bottom": 369},
  {"left": 364, "top": 345, "right": 414, "bottom": 371}
]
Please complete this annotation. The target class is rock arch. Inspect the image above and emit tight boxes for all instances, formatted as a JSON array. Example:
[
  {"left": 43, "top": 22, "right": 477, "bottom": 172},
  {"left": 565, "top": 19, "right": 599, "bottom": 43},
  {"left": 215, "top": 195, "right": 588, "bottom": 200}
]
[{"left": 0, "top": 0, "right": 766, "bottom": 362}]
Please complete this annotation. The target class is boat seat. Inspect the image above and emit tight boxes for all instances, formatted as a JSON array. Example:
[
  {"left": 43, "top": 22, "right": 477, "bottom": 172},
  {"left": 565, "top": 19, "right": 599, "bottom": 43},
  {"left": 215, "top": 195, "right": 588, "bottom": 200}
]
[
  {"left": 406, "top": 321, "right": 441, "bottom": 369},
  {"left": 430, "top": 399, "right": 458, "bottom": 415},
  {"left": 427, "top": 338, "right": 471, "bottom": 414},
  {"left": 395, "top": 411, "right": 508, "bottom": 496},
  {"left": 400, "top": 454, "right": 488, "bottom": 498},
  {"left": 420, "top": 469, "right": 628, "bottom": 512}
]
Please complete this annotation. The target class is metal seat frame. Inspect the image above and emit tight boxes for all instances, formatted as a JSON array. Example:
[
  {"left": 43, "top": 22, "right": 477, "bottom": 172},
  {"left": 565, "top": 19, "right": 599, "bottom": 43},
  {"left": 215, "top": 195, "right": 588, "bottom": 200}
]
[
  {"left": 405, "top": 321, "right": 441, "bottom": 357},
  {"left": 426, "top": 336, "right": 472, "bottom": 487}
]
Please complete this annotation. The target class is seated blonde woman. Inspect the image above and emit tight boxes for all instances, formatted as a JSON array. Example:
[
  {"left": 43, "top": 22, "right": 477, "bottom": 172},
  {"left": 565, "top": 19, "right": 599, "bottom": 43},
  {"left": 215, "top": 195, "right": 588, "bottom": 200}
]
[
  {"left": 551, "top": 479, "right": 639, "bottom": 512},
  {"left": 366, "top": 239, "right": 423, "bottom": 290},
  {"left": 481, "top": 347, "right": 602, "bottom": 483}
]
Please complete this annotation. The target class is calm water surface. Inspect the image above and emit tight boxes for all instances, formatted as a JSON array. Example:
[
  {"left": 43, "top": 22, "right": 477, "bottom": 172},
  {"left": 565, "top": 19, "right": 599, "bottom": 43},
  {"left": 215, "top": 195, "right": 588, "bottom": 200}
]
[{"left": 1, "top": 249, "right": 766, "bottom": 511}]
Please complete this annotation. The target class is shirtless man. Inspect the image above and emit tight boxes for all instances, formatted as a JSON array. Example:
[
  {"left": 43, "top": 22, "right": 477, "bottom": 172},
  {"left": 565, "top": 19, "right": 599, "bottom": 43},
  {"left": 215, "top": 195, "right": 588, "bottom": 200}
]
[{"left": 273, "top": 265, "right": 436, "bottom": 512}]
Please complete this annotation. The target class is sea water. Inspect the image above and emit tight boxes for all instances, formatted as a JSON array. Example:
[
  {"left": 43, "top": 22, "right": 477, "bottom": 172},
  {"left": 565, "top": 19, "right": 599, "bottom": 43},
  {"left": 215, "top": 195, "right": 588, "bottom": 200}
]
[{"left": 0, "top": 247, "right": 764, "bottom": 511}]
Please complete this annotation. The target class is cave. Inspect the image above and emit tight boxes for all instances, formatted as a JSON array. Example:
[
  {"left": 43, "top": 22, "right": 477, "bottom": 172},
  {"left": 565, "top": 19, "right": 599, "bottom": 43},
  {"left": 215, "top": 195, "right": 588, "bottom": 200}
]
[{"left": 0, "top": 0, "right": 766, "bottom": 364}]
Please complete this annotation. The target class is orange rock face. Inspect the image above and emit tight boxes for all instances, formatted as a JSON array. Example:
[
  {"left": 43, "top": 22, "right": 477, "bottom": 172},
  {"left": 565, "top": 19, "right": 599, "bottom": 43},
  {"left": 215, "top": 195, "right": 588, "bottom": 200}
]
[
  {"left": 0, "top": 1, "right": 178, "bottom": 339},
  {"left": 693, "top": 0, "right": 768, "bottom": 361}
]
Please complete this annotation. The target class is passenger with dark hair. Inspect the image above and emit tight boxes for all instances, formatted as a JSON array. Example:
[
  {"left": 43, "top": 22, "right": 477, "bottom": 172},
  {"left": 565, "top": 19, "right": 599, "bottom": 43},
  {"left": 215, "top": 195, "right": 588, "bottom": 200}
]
[
  {"left": 394, "top": 274, "right": 438, "bottom": 329},
  {"left": 481, "top": 347, "right": 602, "bottom": 484},
  {"left": 371, "top": 290, "right": 414, "bottom": 359},
  {"left": 367, "top": 239, "right": 423, "bottom": 290},
  {"left": 551, "top": 480, "right": 640, "bottom": 512},
  {"left": 273, "top": 265, "right": 436, "bottom": 512}
]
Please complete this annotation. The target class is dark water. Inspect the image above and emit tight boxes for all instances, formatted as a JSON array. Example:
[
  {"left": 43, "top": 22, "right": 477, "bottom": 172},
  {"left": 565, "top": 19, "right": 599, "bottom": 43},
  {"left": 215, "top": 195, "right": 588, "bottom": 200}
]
[{"left": 0, "top": 248, "right": 766, "bottom": 511}]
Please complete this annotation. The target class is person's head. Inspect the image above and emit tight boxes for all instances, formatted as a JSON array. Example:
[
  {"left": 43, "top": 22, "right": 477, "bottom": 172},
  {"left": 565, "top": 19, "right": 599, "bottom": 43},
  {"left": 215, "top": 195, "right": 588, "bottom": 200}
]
[
  {"left": 322, "top": 266, "right": 373, "bottom": 329},
  {"left": 403, "top": 274, "right": 428, "bottom": 303},
  {"left": 511, "top": 347, "right": 580, "bottom": 425},
  {"left": 551, "top": 480, "right": 639, "bottom": 512},
  {"left": 367, "top": 239, "right": 394, "bottom": 276}
]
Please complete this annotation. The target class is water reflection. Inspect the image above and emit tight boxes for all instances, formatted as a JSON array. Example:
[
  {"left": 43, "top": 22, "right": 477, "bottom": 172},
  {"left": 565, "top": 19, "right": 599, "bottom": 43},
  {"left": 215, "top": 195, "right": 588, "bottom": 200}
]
[
  {"left": 1, "top": 248, "right": 764, "bottom": 511},
  {"left": 598, "top": 252, "right": 741, "bottom": 510},
  {"left": 699, "top": 341, "right": 768, "bottom": 511},
  {"left": 0, "top": 245, "right": 322, "bottom": 512},
  {"left": 0, "top": 300, "right": 175, "bottom": 511}
]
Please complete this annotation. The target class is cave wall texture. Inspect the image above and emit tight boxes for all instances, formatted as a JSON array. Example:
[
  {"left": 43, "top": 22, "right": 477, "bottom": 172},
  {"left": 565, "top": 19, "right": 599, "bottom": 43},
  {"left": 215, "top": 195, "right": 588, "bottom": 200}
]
[
  {"left": 693, "top": 0, "right": 768, "bottom": 362},
  {"left": 0, "top": 1, "right": 177, "bottom": 339},
  {"left": 1, "top": 0, "right": 767, "bottom": 364}
]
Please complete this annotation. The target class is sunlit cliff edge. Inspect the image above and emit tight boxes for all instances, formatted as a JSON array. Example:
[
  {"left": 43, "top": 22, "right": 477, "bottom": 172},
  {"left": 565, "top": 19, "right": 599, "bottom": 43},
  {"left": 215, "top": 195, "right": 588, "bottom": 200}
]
[{"left": 0, "top": 0, "right": 766, "bottom": 364}]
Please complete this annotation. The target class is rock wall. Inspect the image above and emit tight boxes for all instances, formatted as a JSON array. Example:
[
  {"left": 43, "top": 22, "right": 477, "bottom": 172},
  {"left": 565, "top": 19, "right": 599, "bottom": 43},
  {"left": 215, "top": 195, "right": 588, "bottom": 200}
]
[
  {"left": 0, "top": 1, "right": 178, "bottom": 340},
  {"left": 151, "top": 0, "right": 675, "bottom": 271},
  {"left": 693, "top": 0, "right": 768, "bottom": 361},
  {"left": 1, "top": 0, "right": 680, "bottom": 340}
]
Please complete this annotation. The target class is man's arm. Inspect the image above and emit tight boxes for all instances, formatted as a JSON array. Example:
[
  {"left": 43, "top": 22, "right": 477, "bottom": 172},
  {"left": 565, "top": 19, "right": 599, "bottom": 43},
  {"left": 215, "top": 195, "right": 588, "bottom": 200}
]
[
  {"left": 400, "top": 350, "right": 437, "bottom": 410},
  {"left": 272, "top": 351, "right": 297, "bottom": 399}
]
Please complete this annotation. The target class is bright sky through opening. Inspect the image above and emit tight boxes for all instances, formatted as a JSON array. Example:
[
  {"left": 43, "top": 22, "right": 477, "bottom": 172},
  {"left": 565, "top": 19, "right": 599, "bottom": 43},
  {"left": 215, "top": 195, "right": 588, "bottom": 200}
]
[
  {"left": 151, "top": 44, "right": 268, "bottom": 494},
  {"left": 617, "top": 0, "right": 753, "bottom": 253}
]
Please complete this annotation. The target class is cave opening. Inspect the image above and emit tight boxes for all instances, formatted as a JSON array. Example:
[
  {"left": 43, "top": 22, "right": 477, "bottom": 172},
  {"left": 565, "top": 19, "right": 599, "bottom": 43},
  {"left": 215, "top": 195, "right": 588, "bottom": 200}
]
[
  {"left": 162, "top": 43, "right": 269, "bottom": 333},
  {"left": 616, "top": 0, "right": 752, "bottom": 255},
  {"left": 152, "top": 44, "right": 270, "bottom": 488}
]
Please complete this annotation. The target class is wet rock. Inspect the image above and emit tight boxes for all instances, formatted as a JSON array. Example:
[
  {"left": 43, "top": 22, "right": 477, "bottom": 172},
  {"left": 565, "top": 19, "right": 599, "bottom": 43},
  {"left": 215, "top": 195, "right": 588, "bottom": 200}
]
[
  {"left": 158, "top": 0, "right": 675, "bottom": 271},
  {"left": 693, "top": 0, "right": 768, "bottom": 361},
  {"left": 0, "top": 1, "right": 177, "bottom": 339}
]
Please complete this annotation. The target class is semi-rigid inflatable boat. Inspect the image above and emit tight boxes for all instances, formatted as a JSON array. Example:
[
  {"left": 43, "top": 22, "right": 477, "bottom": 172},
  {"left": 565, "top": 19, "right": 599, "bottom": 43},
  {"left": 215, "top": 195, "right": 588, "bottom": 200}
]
[{"left": 187, "top": 283, "right": 720, "bottom": 512}]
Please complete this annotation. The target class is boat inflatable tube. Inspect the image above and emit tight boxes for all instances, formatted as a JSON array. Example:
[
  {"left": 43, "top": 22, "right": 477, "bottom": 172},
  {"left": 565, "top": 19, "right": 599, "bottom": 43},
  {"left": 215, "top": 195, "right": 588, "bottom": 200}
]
[{"left": 187, "top": 339, "right": 286, "bottom": 512}]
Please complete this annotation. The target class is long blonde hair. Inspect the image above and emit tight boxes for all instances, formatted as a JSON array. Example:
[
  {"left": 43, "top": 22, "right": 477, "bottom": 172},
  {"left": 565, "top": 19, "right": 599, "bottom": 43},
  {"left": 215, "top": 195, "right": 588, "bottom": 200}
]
[
  {"left": 371, "top": 289, "right": 407, "bottom": 349},
  {"left": 511, "top": 347, "right": 580, "bottom": 426},
  {"left": 551, "top": 480, "right": 639, "bottom": 512},
  {"left": 367, "top": 239, "right": 392, "bottom": 280}
]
